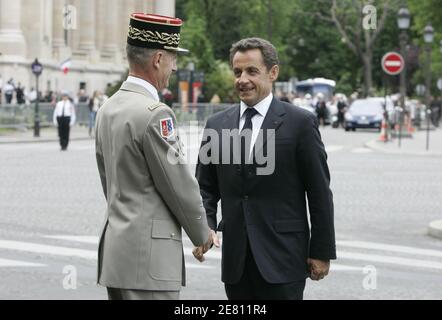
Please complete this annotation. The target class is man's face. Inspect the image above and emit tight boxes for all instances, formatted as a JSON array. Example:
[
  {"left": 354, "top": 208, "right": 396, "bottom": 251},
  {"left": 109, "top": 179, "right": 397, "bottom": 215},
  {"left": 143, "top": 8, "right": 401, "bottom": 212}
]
[
  {"left": 232, "top": 49, "right": 278, "bottom": 107},
  {"left": 158, "top": 50, "right": 177, "bottom": 90}
]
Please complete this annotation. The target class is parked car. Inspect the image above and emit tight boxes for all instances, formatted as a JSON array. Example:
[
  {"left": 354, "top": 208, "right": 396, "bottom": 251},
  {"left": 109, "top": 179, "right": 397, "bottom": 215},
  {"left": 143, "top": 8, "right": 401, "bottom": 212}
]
[{"left": 344, "top": 98, "right": 393, "bottom": 132}]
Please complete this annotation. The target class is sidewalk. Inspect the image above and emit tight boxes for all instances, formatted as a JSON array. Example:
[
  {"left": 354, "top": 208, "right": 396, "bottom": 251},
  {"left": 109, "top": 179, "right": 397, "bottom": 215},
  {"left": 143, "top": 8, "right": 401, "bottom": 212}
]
[
  {"left": 0, "top": 126, "right": 92, "bottom": 144},
  {"left": 365, "top": 127, "right": 442, "bottom": 157},
  {"left": 365, "top": 127, "right": 442, "bottom": 240}
]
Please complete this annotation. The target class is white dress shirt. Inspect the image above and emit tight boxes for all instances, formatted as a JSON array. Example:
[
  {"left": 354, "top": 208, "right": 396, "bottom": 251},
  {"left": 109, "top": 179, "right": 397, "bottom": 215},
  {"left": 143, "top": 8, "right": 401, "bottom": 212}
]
[
  {"left": 126, "top": 75, "right": 160, "bottom": 102},
  {"left": 239, "top": 93, "right": 273, "bottom": 157},
  {"left": 53, "top": 99, "right": 76, "bottom": 126}
]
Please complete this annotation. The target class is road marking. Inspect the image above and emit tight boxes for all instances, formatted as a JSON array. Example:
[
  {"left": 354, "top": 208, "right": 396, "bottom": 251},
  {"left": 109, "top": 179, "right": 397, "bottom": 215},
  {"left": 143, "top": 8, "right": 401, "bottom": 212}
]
[
  {"left": 330, "top": 264, "right": 362, "bottom": 271},
  {"left": 45, "top": 235, "right": 223, "bottom": 260},
  {"left": 43, "top": 235, "right": 98, "bottom": 245},
  {"left": 41, "top": 235, "right": 442, "bottom": 269},
  {"left": 0, "top": 240, "right": 97, "bottom": 259},
  {"left": 339, "top": 251, "right": 442, "bottom": 270},
  {"left": 325, "top": 145, "right": 344, "bottom": 153},
  {"left": 0, "top": 258, "right": 46, "bottom": 267},
  {"left": 0, "top": 239, "right": 213, "bottom": 269},
  {"left": 337, "top": 240, "right": 442, "bottom": 258},
  {"left": 351, "top": 147, "right": 373, "bottom": 153}
]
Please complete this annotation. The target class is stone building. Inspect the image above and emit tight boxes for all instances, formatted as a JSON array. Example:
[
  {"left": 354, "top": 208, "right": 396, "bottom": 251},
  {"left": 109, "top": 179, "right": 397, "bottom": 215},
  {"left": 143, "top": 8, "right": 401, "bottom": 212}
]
[{"left": 0, "top": 0, "right": 175, "bottom": 99}]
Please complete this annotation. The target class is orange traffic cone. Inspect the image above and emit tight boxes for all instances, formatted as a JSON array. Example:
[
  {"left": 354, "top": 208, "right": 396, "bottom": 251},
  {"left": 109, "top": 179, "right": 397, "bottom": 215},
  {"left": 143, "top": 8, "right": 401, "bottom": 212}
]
[
  {"left": 378, "top": 119, "right": 388, "bottom": 142},
  {"left": 407, "top": 119, "right": 415, "bottom": 134}
]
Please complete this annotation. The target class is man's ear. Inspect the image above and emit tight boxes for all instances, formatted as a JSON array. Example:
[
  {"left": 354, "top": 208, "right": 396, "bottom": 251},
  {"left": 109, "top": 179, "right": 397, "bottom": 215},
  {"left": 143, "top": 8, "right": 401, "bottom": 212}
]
[
  {"left": 152, "top": 51, "right": 163, "bottom": 70},
  {"left": 269, "top": 65, "right": 279, "bottom": 82}
]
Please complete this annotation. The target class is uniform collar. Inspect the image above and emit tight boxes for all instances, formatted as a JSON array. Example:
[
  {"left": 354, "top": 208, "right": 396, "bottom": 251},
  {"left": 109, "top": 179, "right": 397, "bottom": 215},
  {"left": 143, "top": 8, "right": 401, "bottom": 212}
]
[{"left": 126, "top": 76, "right": 160, "bottom": 102}]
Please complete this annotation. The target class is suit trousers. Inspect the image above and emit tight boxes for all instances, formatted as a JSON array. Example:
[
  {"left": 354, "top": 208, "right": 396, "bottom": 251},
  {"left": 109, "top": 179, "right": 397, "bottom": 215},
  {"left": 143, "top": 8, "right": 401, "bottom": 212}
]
[
  {"left": 224, "top": 239, "right": 306, "bottom": 300},
  {"left": 57, "top": 116, "right": 71, "bottom": 149},
  {"left": 106, "top": 287, "right": 180, "bottom": 300}
]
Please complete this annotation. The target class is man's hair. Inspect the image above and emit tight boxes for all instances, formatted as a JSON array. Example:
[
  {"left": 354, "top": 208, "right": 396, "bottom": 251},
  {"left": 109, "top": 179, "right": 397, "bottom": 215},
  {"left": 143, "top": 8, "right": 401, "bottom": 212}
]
[
  {"left": 229, "top": 37, "right": 279, "bottom": 71},
  {"left": 126, "top": 44, "right": 158, "bottom": 69}
]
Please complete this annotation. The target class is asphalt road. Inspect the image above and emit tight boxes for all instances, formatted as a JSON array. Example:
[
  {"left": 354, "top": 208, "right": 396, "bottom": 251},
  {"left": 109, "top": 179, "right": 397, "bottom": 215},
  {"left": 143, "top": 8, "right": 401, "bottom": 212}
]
[{"left": 0, "top": 125, "right": 441, "bottom": 300}]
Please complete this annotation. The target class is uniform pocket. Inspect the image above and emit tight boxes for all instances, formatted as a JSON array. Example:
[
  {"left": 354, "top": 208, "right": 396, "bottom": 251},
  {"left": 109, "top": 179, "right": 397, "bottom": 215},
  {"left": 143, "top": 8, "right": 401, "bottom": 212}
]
[
  {"left": 151, "top": 219, "right": 182, "bottom": 241},
  {"left": 149, "top": 220, "right": 182, "bottom": 281}
]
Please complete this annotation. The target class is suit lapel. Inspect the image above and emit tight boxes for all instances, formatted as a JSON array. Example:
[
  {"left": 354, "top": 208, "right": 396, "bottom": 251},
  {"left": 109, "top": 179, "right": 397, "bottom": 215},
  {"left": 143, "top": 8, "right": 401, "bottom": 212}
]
[{"left": 253, "top": 97, "right": 285, "bottom": 157}]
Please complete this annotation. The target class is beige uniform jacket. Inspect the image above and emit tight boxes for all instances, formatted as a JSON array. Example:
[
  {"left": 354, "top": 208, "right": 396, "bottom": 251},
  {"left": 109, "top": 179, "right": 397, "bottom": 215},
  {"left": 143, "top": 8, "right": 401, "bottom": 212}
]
[{"left": 95, "top": 81, "right": 209, "bottom": 291}]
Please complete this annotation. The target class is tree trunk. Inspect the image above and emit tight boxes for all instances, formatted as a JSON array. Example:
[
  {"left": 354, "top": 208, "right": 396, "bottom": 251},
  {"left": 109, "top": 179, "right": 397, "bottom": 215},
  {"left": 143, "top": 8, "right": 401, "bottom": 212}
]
[{"left": 362, "top": 53, "right": 373, "bottom": 98}]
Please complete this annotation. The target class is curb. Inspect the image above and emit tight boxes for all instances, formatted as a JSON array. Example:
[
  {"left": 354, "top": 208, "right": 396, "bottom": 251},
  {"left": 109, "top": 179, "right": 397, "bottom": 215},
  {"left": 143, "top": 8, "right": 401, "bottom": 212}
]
[
  {"left": 364, "top": 140, "right": 442, "bottom": 157},
  {"left": 428, "top": 220, "right": 442, "bottom": 240}
]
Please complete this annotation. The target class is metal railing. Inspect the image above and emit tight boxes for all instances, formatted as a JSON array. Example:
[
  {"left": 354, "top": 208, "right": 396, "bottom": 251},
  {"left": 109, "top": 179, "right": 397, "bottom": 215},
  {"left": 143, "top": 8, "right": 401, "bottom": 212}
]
[
  {"left": 0, "top": 103, "right": 91, "bottom": 130},
  {"left": 0, "top": 102, "right": 235, "bottom": 130}
]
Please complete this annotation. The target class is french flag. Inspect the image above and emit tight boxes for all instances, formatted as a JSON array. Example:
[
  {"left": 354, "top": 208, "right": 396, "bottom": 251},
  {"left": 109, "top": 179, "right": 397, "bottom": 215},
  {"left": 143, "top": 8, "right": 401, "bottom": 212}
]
[{"left": 60, "top": 57, "right": 72, "bottom": 74}]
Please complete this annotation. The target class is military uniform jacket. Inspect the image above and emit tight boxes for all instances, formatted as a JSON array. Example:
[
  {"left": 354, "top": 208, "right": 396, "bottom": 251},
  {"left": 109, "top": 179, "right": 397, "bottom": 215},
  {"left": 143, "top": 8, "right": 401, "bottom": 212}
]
[{"left": 95, "top": 81, "right": 209, "bottom": 291}]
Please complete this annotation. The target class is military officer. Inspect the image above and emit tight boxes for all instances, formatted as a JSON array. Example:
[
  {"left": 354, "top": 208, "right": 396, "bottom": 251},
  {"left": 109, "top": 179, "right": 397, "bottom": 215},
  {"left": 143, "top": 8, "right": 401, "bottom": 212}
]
[{"left": 95, "top": 13, "right": 213, "bottom": 300}]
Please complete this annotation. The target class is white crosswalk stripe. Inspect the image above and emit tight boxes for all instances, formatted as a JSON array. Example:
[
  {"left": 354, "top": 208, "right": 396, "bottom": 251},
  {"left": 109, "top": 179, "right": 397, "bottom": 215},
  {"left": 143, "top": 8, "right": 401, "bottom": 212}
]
[
  {"left": 337, "top": 240, "right": 442, "bottom": 258},
  {"left": 0, "top": 237, "right": 213, "bottom": 269},
  {"left": 325, "top": 145, "right": 344, "bottom": 153},
  {"left": 1, "top": 235, "right": 441, "bottom": 273},
  {"left": 0, "top": 258, "right": 46, "bottom": 267},
  {"left": 351, "top": 147, "right": 373, "bottom": 153}
]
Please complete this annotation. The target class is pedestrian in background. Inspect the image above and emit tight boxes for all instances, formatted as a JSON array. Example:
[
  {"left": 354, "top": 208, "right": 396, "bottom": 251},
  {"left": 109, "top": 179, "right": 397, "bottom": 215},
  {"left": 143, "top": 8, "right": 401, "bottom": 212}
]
[
  {"left": 4, "top": 79, "right": 15, "bottom": 104},
  {"left": 337, "top": 94, "right": 347, "bottom": 128},
  {"left": 315, "top": 92, "right": 327, "bottom": 126},
  {"left": 88, "top": 91, "right": 100, "bottom": 137},
  {"left": 53, "top": 91, "right": 76, "bottom": 151}
]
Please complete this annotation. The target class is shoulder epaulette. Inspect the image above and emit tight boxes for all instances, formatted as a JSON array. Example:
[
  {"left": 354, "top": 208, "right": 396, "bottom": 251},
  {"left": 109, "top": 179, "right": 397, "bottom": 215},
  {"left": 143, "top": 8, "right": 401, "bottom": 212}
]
[{"left": 148, "top": 102, "right": 165, "bottom": 111}]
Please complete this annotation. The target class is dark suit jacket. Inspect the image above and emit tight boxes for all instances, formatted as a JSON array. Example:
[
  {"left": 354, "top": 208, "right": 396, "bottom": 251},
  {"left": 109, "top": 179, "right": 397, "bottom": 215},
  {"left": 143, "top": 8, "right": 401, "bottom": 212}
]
[{"left": 196, "top": 98, "right": 336, "bottom": 284}]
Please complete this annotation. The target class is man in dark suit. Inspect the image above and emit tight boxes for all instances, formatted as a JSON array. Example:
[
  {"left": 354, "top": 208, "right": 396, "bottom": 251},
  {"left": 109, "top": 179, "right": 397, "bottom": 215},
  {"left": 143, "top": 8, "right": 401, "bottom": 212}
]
[{"left": 193, "top": 38, "right": 336, "bottom": 300}]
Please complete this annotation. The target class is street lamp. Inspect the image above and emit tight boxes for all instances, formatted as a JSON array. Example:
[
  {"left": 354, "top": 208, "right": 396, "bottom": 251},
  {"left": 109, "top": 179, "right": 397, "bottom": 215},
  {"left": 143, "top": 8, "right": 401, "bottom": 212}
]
[
  {"left": 397, "top": 7, "right": 410, "bottom": 29},
  {"left": 423, "top": 23, "right": 434, "bottom": 151},
  {"left": 397, "top": 7, "right": 410, "bottom": 148}
]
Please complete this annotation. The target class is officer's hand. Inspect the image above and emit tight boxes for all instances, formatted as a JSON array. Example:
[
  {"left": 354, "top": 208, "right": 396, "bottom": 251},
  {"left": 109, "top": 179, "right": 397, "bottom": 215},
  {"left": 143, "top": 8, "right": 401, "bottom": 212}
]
[
  {"left": 307, "top": 258, "right": 330, "bottom": 281},
  {"left": 192, "top": 230, "right": 220, "bottom": 262}
]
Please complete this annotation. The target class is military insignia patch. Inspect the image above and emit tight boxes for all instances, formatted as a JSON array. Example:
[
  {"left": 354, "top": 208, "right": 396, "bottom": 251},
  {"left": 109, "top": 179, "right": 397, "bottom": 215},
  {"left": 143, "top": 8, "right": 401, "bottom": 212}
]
[{"left": 160, "top": 118, "right": 174, "bottom": 139}]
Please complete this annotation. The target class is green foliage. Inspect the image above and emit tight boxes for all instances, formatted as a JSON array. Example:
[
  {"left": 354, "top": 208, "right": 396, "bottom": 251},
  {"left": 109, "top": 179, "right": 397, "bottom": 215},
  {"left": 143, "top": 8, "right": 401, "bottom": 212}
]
[
  {"left": 176, "top": 0, "right": 442, "bottom": 100},
  {"left": 205, "top": 61, "right": 236, "bottom": 103}
]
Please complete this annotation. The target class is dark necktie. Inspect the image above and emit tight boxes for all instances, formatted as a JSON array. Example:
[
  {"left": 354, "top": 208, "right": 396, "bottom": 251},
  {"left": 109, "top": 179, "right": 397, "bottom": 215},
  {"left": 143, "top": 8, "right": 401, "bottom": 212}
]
[{"left": 241, "top": 107, "right": 258, "bottom": 167}]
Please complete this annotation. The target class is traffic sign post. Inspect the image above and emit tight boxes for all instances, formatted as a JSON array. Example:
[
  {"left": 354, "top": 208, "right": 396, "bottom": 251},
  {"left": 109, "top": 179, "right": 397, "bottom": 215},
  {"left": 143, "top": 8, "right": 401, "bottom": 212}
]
[
  {"left": 381, "top": 52, "right": 406, "bottom": 147},
  {"left": 31, "top": 58, "right": 43, "bottom": 137}
]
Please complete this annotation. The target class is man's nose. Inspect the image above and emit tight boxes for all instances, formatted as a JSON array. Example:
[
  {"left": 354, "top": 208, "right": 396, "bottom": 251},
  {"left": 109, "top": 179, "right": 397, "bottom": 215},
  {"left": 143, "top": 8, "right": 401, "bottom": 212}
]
[{"left": 237, "top": 72, "right": 249, "bottom": 84}]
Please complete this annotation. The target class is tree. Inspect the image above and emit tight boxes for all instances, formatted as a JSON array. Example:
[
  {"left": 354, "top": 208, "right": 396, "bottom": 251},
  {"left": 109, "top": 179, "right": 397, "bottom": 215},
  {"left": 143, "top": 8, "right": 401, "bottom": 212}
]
[{"left": 329, "top": 0, "right": 398, "bottom": 97}]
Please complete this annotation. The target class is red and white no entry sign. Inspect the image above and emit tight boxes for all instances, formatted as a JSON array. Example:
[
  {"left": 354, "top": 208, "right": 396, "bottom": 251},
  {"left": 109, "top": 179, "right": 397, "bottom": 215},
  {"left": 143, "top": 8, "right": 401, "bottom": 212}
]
[{"left": 381, "top": 52, "right": 404, "bottom": 75}]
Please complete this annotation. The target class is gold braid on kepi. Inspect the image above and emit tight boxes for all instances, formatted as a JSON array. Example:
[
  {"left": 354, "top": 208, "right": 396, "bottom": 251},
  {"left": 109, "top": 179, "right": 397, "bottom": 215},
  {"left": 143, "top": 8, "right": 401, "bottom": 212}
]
[{"left": 127, "top": 13, "right": 189, "bottom": 53}]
